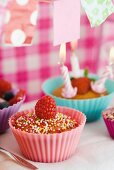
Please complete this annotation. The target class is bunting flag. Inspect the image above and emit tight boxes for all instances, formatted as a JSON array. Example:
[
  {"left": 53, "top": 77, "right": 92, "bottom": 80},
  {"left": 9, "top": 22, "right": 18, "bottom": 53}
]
[
  {"left": 0, "top": 1, "right": 8, "bottom": 42},
  {"left": 53, "top": 0, "right": 80, "bottom": 45},
  {"left": 81, "top": 0, "right": 114, "bottom": 27},
  {"left": 1, "top": 0, "right": 114, "bottom": 46},
  {"left": 3, "top": 0, "right": 38, "bottom": 46}
]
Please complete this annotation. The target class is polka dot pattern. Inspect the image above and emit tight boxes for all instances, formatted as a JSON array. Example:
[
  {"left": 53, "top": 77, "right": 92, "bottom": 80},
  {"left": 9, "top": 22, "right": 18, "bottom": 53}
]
[
  {"left": 11, "top": 29, "right": 26, "bottom": 46},
  {"left": 0, "top": 2, "right": 7, "bottom": 42},
  {"left": 30, "top": 10, "right": 38, "bottom": 25},
  {"left": 16, "top": 0, "right": 29, "bottom": 6},
  {"left": 3, "top": 0, "right": 38, "bottom": 46},
  {"left": 5, "top": 10, "right": 11, "bottom": 23},
  {"left": 81, "top": 0, "right": 114, "bottom": 27}
]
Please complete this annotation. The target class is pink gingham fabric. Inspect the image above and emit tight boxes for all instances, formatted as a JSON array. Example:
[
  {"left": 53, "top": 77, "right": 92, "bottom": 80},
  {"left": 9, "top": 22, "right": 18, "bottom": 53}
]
[{"left": 0, "top": 3, "right": 114, "bottom": 102}]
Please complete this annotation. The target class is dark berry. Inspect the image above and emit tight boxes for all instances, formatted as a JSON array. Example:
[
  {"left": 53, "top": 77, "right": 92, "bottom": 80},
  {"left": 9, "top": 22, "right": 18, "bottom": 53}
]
[
  {"left": 0, "top": 102, "right": 9, "bottom": 109},
  {"left": 3, "top": 91, "right": 14, "bottom": 101},
  {"left": 9, "top": 89, "right": 25, "bottom": 105}
]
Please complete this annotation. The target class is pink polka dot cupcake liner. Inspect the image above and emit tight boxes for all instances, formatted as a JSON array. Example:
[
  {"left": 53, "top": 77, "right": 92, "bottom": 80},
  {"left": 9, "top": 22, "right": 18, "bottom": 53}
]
[
  {"left": 9, "top": 106, "right": 86, "bottom": 162},
  {"left": 102, "top": 108, "right": 114, "bottom": 139}
]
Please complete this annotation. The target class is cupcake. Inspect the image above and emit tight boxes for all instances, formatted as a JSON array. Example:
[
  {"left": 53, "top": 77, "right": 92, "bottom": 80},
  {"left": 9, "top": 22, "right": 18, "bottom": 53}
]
[
  {"left": 0, "top": 79, "right": 25, "bottom": 133},
  {"left": 102, "top": 107, "right": 114, "bottom": 139},
  {"left": 53, "top": 76, "right": 107, "bottom": 100},
  {"left": 42, "top": 72, "right": 114, "bottom": 122},
  {"left": 9, "top": 95, "right": 86, "bottom": 162}
]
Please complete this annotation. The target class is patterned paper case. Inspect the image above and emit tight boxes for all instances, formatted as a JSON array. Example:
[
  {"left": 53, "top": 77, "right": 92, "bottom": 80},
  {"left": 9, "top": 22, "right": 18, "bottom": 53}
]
[
  {"left": 0, "top": 88, "right": 25, "bottom": 133},
  {"left": 9, "top": 106, "right": 86, "bottom": 162},
  {"left": 42, "top": 74, "right": 114, "bottom": 122},
  {"left": 102, "top": 107, "right": 114, "bottom": 139}
]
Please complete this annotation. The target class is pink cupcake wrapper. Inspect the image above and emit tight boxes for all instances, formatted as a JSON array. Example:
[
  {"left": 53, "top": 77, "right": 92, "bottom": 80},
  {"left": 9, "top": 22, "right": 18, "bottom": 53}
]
[
  {"left": 9, "top": 107, "right": 86, "bottom": 162},
  {"left": 103, "top": 111, "right": 114, "bottom": 139}
]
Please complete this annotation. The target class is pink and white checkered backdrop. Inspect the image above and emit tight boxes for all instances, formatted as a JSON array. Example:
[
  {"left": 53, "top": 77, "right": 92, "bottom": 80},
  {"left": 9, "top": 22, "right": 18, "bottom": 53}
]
[{"left": 0, "top": 3, "right": 114, "bottom": 102}]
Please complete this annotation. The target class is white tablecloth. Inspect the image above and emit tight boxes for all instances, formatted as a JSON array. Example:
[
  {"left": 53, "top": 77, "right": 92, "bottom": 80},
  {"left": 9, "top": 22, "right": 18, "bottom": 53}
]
[{"left": 0, "top": 101, "right": 114, "bottom": 170}]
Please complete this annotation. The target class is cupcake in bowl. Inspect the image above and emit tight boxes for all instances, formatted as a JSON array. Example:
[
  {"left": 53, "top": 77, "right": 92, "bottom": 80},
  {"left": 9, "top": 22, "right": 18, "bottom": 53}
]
[
  {"left": 9, "top": 95, "right": 86, "bottom": 162},
  {"left": 102, "top": 107, "right": 114, "bottom": 139},
  {"left": 0, "top": 79, "right": 25, "bottom": 133},
  {"left": 42, "top": 72, "right": 114, "bottom": 122}
]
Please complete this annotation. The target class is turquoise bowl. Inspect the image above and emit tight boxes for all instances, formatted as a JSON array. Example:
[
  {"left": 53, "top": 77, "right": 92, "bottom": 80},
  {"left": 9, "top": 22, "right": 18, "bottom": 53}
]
[{"left": 42, "top": 75, "right": 114, "bottom": 122}]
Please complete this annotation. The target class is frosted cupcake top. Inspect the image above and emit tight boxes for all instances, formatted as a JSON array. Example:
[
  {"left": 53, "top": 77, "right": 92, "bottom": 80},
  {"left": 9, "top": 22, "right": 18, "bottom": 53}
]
[
  {"left": 11, "top": 111, "right": 78, "bottom": 134},
  {"left": 103, "top": 108, "right": 114, "bottom": 121},
  {"left": 11, "top": 95, "right": 79, "bottom": 134}
]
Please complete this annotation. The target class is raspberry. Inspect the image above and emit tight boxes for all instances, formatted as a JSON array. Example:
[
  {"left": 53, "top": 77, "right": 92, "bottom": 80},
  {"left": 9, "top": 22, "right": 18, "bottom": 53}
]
[
  {"left": 9, "top": 89, "right": 25, "bottom": 105},
  {"left": 35, "top": 95, "right": 57, "bottom": 119},
  {"left": 0, "top": 79, "right": 12, "bottom": 96},
  {"left": 71, "top": 77, "right": 91, "bottom": 94}
]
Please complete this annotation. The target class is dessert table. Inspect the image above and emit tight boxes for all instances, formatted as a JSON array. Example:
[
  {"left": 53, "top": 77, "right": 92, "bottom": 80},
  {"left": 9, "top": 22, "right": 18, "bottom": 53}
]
[{"left": 0, "top": 101, "right": 114, "bottom": 170}]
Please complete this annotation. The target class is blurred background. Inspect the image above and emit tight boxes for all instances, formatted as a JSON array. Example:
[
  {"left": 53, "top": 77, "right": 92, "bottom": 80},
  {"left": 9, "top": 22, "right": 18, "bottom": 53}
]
[{"left": 0, "top": 3, "right": 114, "bottom": 102}]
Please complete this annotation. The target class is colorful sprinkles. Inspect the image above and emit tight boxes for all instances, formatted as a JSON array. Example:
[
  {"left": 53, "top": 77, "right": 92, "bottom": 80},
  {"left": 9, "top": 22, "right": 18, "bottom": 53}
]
[
  {"left": 104, "top": 109, "right": 114, "bottom": 121},
  {"left": 11, "top": 112, "right": 79, "bottom": 134}
]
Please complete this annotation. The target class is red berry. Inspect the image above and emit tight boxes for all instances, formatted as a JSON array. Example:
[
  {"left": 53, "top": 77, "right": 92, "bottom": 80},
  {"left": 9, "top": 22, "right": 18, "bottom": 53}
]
[
  {"left": 9, "top": 89, "right": 25, "bottom": 105},
  {"left": 0, "top": 79, "right": 12, "bottom": 96},
  {"left": 35, "top": 95, "right": 57, "bottom": 119},
  {"left": 71, "top": 77, "right": 91, "bottom": 94}
]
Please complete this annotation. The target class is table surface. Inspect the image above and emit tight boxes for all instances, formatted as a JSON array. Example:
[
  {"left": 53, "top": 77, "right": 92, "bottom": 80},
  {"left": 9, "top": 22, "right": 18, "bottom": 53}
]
[{"left": 0, "top": 101, "right": 114, "bottom": 170}]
